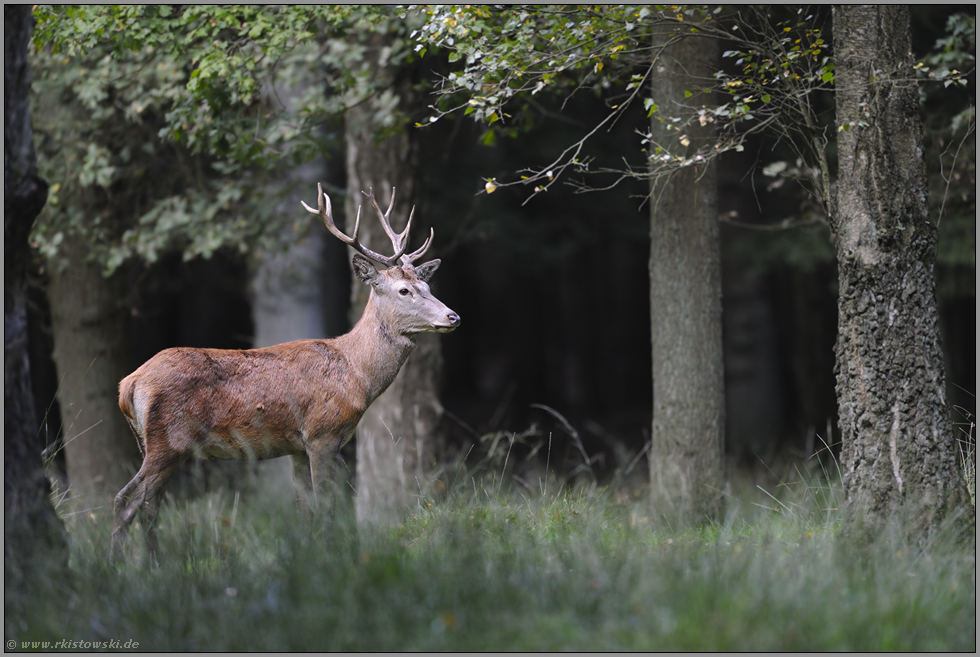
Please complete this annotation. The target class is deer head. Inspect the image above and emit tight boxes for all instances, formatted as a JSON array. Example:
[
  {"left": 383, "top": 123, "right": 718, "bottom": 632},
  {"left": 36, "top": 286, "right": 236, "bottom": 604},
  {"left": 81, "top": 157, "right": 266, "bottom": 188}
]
[{"left": 302, "top": 184, "right": 460, "bottom": 335}]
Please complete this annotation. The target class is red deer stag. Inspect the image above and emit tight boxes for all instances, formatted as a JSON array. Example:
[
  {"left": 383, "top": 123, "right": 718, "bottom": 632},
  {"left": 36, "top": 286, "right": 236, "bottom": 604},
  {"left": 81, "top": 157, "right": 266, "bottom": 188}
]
[{"left": 111, "top": 184, "right": 460, "bottom": 560}]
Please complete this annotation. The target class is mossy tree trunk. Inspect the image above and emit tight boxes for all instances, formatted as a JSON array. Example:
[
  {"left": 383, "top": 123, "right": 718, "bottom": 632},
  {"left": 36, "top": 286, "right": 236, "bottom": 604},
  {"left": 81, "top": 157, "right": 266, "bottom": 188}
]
[
  {"left": 832, "top": 5, "right": 970, "bottom": 531},
  {"left": 648, "top": 31, "right": 725, "bottom": 525}
]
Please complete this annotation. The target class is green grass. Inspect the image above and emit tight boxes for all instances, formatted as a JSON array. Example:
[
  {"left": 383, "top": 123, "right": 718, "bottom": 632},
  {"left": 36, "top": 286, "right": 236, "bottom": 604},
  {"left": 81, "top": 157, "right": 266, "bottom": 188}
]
[{"left": 6, "top": 467, "right": 976, "bottom": 652}]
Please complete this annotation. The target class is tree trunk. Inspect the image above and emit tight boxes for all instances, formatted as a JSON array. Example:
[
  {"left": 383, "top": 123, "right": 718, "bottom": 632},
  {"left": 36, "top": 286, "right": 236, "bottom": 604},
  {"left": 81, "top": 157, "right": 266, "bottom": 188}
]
[
  {"left": 648, "top": 31, "right": 725, "bottom": 525},
  {"left": 4, "top": 3, "right": 69, "bottom": 599},
  {"left": 345, "top": 37, "right": 445, "bottom": 526},
  {"left": 48, "top": 237, "right": 141, "bottom": 513},
  {"left": 832, "top": 5, "right": 970, "bottom": 531}
]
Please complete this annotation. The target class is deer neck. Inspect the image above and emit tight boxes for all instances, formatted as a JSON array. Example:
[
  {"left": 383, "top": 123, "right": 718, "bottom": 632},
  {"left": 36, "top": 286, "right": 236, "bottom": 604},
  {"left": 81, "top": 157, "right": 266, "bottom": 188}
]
[{"left": 340, "top": 291, "right": 416, "bottom": 405}]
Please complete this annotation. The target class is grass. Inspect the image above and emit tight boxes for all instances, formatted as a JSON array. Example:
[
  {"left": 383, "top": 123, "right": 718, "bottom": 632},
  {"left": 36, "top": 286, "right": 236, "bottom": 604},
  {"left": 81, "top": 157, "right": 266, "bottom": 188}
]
[
  {"left": 6, "top": 460, "right": 976, "bottom": 652},
  {"left": 955, "top": 404, "right": 976, "bottom": 508}
]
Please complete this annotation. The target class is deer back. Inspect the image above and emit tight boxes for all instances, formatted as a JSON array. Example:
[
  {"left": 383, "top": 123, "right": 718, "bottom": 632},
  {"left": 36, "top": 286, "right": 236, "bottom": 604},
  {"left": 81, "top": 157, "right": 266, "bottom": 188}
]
[{"left": 119, "top": 341, "right": 368, "bottom": 460}]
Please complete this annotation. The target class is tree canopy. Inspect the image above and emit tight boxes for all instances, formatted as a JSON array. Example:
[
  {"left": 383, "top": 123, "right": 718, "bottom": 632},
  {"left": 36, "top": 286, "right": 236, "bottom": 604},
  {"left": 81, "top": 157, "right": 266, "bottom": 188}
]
[
  {"left": 30, "top": 5, "right": 420, "bottom": 273},
  {"left": 409, "top": 6, "right": 971, "bottom": 225},
  {"left": 408, "top": 6, "right": 836, "bottom": 202},
  {"left": 29, "top": 5, "right": 973, "bottom": 273}
]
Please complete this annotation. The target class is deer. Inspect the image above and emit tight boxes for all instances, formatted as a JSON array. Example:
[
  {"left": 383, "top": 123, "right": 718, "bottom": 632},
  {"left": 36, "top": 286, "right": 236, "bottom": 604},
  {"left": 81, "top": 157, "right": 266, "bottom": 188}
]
[{"left": 110, "top": 184, "right": 460, "bottom": 561}]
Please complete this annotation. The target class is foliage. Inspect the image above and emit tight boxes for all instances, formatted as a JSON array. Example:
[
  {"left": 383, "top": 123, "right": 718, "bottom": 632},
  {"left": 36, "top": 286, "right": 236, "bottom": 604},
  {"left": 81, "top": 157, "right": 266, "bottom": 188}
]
[
  {"left": 6, "top": 469, "right": 975, "bottom": 651},
  {"left": 27, "top": 6, "right": 973, "bottom": 275},
  {"left": 32, "top": 6, "right": 353, "bottom": 167},
  {"left": 29, "top": 43, "right": 273, "bottom": 272},
  {"left": 29, "top": 5, "right": 420, "bottom": 274},
  {"left": 916, "top": 11, "right": 974, "bottom": 98},
  {"left": 408, "top": 5, "right": 836, "bottom": 211},
  {"left": 916, "top": 12, "right": 976, "bottom": 281},
  {"left": 409, "top": 5, "right": 975, "bottom": 280}
]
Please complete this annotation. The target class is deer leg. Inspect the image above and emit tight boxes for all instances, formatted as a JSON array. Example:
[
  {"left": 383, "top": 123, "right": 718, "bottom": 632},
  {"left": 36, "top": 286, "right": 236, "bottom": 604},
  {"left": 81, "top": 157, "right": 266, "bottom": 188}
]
[
  {"left": 112, "top": 453, "right": 186, "bottom": 563},
  {"left": 138, "top": 455, "right": 188, "bottom": 564},
  {"left": 111, "top": 467, "right": 148, "bottom": 561},
  {"left": 290, "top": 452, "right": 315, "bottom": 519},
  {"left": 307, "top": 441, "right": 343, "bottom": 532}
]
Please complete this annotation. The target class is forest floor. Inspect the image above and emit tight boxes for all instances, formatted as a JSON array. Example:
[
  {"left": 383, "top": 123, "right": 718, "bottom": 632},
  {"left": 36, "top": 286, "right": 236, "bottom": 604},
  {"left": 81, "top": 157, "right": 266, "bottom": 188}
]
[{"left": 6, "top": 459, "right": 976, "bottom": 651}]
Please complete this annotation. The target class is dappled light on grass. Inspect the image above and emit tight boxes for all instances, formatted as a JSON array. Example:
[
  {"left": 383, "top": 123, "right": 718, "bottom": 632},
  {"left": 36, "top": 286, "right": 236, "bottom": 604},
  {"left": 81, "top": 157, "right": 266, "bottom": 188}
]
[{"left": 7, "top": 471, "right": 975, "bottom": 651}]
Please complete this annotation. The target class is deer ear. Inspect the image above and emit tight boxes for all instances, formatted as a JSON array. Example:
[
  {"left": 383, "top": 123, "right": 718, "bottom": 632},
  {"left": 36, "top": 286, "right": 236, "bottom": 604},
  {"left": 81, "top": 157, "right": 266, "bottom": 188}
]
[
  {"left": 352, "top": 254, "right": 380, "bottom": 285},
  {"left": 414, "top": 259, "right": 441, "bottom": 283}
]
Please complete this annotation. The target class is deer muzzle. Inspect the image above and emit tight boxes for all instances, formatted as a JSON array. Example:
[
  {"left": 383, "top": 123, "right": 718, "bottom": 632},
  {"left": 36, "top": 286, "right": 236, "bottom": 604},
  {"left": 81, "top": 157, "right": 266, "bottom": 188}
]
[{"left": 436, "top": 311, "right": 461, "bottom": 333}]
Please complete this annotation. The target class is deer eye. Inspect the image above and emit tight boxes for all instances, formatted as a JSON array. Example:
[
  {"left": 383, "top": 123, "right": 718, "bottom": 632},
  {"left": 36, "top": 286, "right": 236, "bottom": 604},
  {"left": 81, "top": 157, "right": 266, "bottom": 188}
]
[{"left": 399, "top": 287, "right": 411, "bottom": 296}]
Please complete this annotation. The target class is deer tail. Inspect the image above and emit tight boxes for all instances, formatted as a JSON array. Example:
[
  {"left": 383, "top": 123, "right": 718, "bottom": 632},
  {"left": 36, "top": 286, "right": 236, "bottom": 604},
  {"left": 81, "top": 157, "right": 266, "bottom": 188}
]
[{"left": 118, "top": 375, "right": 146, "bottom": 459}]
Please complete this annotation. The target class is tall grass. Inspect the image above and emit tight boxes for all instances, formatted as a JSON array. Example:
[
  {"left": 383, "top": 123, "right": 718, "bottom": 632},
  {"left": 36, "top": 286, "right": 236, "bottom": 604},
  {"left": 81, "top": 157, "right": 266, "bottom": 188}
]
[
  {"left": 954, "top": 404, "right": 976, "bottom": 508},
  {"left": 6, "top": 455, "right": 975, "bottom": 652}
]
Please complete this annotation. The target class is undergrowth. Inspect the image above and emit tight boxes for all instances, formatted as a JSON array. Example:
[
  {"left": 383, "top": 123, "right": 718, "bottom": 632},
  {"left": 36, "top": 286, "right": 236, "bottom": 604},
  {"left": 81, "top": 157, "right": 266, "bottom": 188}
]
[{"left": 5, "top": 457, "right": 976, "bottom": 651}]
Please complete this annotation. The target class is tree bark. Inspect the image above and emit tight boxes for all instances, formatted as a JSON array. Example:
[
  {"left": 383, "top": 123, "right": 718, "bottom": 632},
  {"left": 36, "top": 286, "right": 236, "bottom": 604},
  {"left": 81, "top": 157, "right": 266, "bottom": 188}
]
[
  {"left": 48, "top": 237, "right": 141, "bottom": 512},
  {"left": 648, "top": 32, "right": 725, "bottom": 524},
  {"left": 345, "top": 35, "right": 445, "bottom": 526},
  {"left": 5, "top": 3, "right": 69, "bottom": 597},
  {"left": 832, "top": 5, "right": 970, "bottom": 531}
]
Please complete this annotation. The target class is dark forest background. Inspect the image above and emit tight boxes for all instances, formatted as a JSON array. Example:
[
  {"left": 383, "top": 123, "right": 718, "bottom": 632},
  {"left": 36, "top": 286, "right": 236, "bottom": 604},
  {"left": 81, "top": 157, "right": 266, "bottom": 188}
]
[{"left": 25, "top": 5, "right": 974, "bottom": 490}]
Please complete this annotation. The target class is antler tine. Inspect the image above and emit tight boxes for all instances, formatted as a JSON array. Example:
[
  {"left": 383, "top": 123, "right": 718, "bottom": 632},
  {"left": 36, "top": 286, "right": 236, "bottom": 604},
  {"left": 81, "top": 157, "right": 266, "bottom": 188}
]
[
  {"left": 302, "top": 183, "right": 400, "bottom": 267},
  {"left": 400, "top": 227, "right": 435, "bottom": 266},
  {"left": 364, "top": 187, "right": 413, "bottom": 256},
  {"left": 362, "top": 187, "right": 436, "bottom": 267},
  {"left": 302, "top": 183, "right": 353, "bottom": 244}
]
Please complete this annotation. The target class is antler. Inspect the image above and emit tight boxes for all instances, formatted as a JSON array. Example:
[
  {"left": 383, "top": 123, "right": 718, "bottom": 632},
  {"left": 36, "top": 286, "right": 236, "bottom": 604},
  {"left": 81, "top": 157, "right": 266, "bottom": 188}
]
[
  {"left": 401, "top": 227, "right": 435, "bottom": 267},
  {"left": 301, "top": 183, "right": 407, "bottom": 267},
  {"left": 361, "top": 188, "right": 434, "bottom": 267},
  {"left": 302, "top": 184, "right": 434, "bottom": 268}
]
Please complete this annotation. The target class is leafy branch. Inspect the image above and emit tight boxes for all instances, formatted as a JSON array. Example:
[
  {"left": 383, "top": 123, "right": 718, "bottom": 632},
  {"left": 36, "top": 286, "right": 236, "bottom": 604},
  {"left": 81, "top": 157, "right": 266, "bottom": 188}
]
[{"left": 408, "top": 5, "right": 838, "bottom": 210}]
